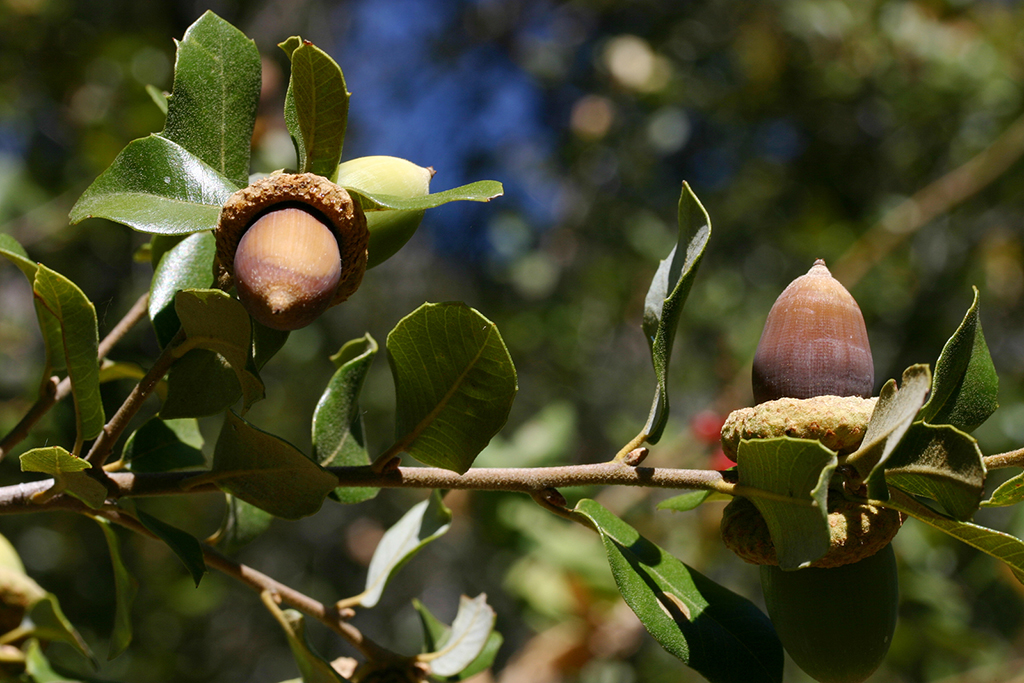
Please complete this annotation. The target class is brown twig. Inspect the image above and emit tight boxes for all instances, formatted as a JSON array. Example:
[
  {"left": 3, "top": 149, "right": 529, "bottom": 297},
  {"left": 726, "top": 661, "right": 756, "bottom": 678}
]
[{"left": 985, "top": 448, "right": 1024, "bottom": 471}]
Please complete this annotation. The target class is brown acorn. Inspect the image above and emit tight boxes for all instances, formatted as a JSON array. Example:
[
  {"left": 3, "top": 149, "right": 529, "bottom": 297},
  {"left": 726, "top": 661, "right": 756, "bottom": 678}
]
[
  {"left": 751, "top": 259, "right": 873, "bottom": 405},
  {"left": 215, "top": 173, "right": 369, "bottom": 330}
]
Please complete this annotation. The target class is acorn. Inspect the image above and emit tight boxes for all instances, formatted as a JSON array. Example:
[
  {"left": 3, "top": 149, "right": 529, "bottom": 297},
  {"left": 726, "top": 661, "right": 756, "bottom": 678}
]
[
  {"left": 215, "top": 173, "right": 369, "bottom": 330},
  {"left": 752, "top": 259, "right": 873, "bottom": 404}
]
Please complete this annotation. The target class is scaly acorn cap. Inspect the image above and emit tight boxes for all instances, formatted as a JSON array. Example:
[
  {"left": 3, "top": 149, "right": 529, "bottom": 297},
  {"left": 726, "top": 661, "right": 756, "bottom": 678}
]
[{"left": 214, "top": 172, "right": 369, "bottom": 317}]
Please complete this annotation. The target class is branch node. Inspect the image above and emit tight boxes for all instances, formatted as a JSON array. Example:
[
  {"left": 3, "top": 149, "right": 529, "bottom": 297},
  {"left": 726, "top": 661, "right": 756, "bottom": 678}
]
[{"left": 623, "top": 447, "right": 650, "bottom": 467}]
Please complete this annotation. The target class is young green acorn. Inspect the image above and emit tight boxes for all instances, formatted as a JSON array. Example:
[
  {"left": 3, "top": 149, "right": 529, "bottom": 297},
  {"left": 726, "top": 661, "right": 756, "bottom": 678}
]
[{"left": 730, "top": 259, "right": 899, "bottom": 683}]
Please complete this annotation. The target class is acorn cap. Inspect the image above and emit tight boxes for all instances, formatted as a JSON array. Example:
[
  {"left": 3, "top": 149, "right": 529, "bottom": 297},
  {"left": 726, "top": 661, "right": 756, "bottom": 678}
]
[{"left": 215, "top": 172, "right": 369, "bottom": 307}]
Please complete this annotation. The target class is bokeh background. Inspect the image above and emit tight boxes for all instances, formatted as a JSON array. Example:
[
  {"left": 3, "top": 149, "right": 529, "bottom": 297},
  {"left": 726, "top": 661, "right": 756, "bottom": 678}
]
[{"left": 3, "top": 0, "right": 1024, "bottom": 681}]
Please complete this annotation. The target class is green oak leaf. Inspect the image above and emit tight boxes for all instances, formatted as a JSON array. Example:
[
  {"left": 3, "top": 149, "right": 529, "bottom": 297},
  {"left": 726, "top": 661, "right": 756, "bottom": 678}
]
[
  {"left": 28, "top": 594, "right": 93, "bottom": 662},
  {"left": 94, "top": 518, "right": 138, "bottom": 660},
  {"left": 121, "top": 417, "right": 206, "bottom": 473},
  {"left": 657, "top": 490, "right": 715, "bottom": 512},
  {"left": 573, "top": 499, "right": 783, "bottom": 683},
  {"left": 387, "top": 302, "right": 517, "bottom": 474},
  {"left": 263, "top": 593, "right": 349, "bottom": 682},
  {"left": 983, "top": 473, "right": 1024, "bottom": 507},
  {"left": 346, "top": 180, "right": 504, "bottom": 212},
  {"left": 135, "top": 508, "right": 207, "bottom": 587},
  {"left": 211, "top": 495, "right": 275, "bottom": 554},
  {"left": 149, "top": 231, "right": 216, "bottom": 347},
  {"left": 20, "top": 446, "right": 107, "bottom": 509}
]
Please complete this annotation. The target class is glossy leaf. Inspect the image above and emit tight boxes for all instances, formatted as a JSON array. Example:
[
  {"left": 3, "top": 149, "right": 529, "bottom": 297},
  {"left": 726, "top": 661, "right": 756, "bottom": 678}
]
[
  {"left": 573, "top": 499, "right": 783, "bottom": 683},
  {"left": 69, "top": 135, "right": 236, "bottom": 235},
  {"left": 252, "top": 320, "right": 291, "bottom": 370},
  {"left": 919, "top": 288, "right": 999, "bottom": 432},
  {"left": 95, "top": 518, "right": 138, "bottom": 660},
  {"left": 847, "top": 364, "right": 932, "bottom": 489},
  {"left": 0, "top": 233, "right": 66, "bottom": 379},
  {"left": 657, "top": 490, "right": 714, "bottom": 512},
  {"left": 641, "top": 183, "right": 712, "bottom": 444},
  {"left": 735, "top": 437, "right": 836, "bottom": 569},
  {"left": 212, "top": 495, "right": 275, "bottom": 553},
  {"left": 347, "top": 180, "right": 503, "bottom": 212},
  {"left": 173, "top": 289, "right": 264, "bottom": 414},
  {"left": 33, "top": 264, "right": 104, "bottom": 444},
  {"left": 205, "top": 411, "right": 336, "bottom": 520},
  {"left": 28, "top": 594, "right": 93, "bottom": 661},
  {"left": 149, "top": 231, "right": 216, "bottom": 347},
  {"left": 414, "top": 599, "right": 503, "bottom": 681},
  {"left": 121, "top": 417, "right": 206, "bottom": 473},
  {"left": 886, "top": 489, "right": 1024, "bottom": 581},
  {"left": 161, "top": 11, "right": 261, "bottom": 188},
  {"left": 421, "top": 594, "right": 497, "bottom": 678},
  {"left": 983, "top": 473, "right": 1024, "bottom": 507},
  {"left": 313, "top": 335, "right": 378, "bottom": 504},
  {"left": 161, "top": 349, "right": 243, "bottom": 419},
  {"left": 387, "top": 302, "right": 517, "bottom": 474},
  {"left": 883, "top": 422, "right": 986, "bottom": 521},
  {"left": 20, "top": 446, "right": 107, "bottom": 509},
  {"left": 136, "top": 508, "right": 207, "bottom": 587},
  {"left": 280, "top": 37, "right": 349, "bottom": 180},
  {"left": 263, "top": 593, "right": 349, "bottom": 682},
  {"left": 358, "top": 491, "right": 452, "bottom": 608}
]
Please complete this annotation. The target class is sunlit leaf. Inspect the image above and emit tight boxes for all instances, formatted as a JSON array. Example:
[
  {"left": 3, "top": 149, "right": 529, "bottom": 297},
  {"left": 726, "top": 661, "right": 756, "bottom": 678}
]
[
  {"left": 414, "top": 599, "right": 503, "bottom": 681},
  {"left": 573, "top": 499, "right": 783, "bottom": 683},
  {"left": 657, "top": 490, "right": 714, "bottom": 512},
  {"left": 387, "top": 302, "right": 517, "bottom": 474},
  {"left": 421, "top": 594, "right": 496, "bottom": 678},
  {"left": 347, "top": 180, "right": 503, "bottom": 212},
  {"left": 313, "top": 335, "right": 378, "bottom": 504},
  {"left": 735, "top": 437, "right": 836, "bottom": 570},
  {"left": 358, "top": 491, "right": 452, "bottom": 608},
  {"left": 641, "top": 182, "right": 711, "bottom": 444},
  {"left": 983, "top": 472, "right": 1024, "bottom": 507},
  {"left": 149, "top": 231, "right": 216, "bottom": 347},
  {"left": 136, "top": 508, "right": 207, "bottom": 587},
  {"left": 263, "top": 593, "right": 349, "bottom": 682},
  {"left": 20, "top": 446, "right": 107, "bottom": 509},
  {"left": 919, "top": 288, "right": 998, "bottom": 432},
  {"left": 161, "top": 11, "right": 260, "bottom": 188},
  {"left": 280, "top": 37, "right": 349, "bottom": 180},
  {"left": 68, "top": 135, "right": 236, "bottom": 235},
  {"left": 94, "top": 518, "right": 138, "bottom": 660}
]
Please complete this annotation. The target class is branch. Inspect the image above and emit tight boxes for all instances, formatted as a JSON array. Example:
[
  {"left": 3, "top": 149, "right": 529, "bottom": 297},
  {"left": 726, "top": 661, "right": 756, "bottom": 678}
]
[{"left": 985, "top": 448, "right": 1024, "bottom": 470}]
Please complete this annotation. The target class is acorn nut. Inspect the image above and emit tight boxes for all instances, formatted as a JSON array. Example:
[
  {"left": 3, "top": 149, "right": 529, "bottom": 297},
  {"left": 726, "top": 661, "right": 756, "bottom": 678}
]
[
  {"left": 752, "top": 259, "right": 873, "bottom": 404},
  {"left": 215, "top": 173, "right": 369, "bottom": 330}
]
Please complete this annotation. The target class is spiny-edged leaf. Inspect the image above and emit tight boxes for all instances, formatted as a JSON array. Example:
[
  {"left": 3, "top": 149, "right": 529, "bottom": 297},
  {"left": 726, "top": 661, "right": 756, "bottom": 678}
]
[
  {"left": 641, "top": 182, "right": 711, "bottom": 444},
  {"left": 135, "top": 508, "right": 207, "bottom": 587},
  {"left": 735, "top": 437, "right": 836, "bottom": 570},
  {"left": 204, "top": 410, "right": 336, "bottom": 520},
  {"left": 262, "top": 592, "right": 349, "bottom": 682},
  {"left": 387, "top": 302, "right": 517, "bottom": 474},
  {"left": 886, "top": 489, "right": 1024, "bottom": 583},
  {"left": 421, "top": 594, "right": 496, "bottom": 678},
  {"left": 20, "top": 446, "right": 107, "bottom": 509},
  {"left": 573, "top": 499, "right": 783, "bottom": 683},
  {"left": 919, "top": 288, "right": 998, "bottom": 432},
  {"left": 0, "top": 233, "right": 66, "bottom": 378},
  {"left": 280, "top": 37, "right": 349, "bottom": 180},
  {"left": 69, "top": 134, "right": 237, "bottom": 234},
  {"left": 149, "top": 231, "right": 216, "bottom": 347},
  {"left": 313, "top": 335, "right": 378, "bottom": 504},
  {"left": 161, "top": 11, "right": 260, "bottom": 188},
  {"left": 121, "top": 417, "right": 206, "bottom": 473},
  {"left": 657, "top": 490, "right": 714, "bottom": 512},
  {"left": 347, "top": 180, "right": 503, "bottom": 212},
  {"left": 28, "top": 595, "right": 93, "bottom": 662},
  {"left": 882, "top": 422, "right": 986, "bottom": 521},
  {"left": 414, "top": 599, "right": 503, "bottom": 681},
  {"left": 33, "top": 264, "right": 104, "bottom": 443},
  {"left": 161, "top": 348, "right": 242, "bottom": 419},
  {"left": 94, "top": 518, "right": 138, "bottom": 660},
  {"left": 847, "top": 364, "right": 932, "bottom": 489},
  {"left": 358, "top": 491, "right": 452, "bottom": 608},
  {"left": 983, "top": 473, "right": 1024, "bottom": 507},
  {"left": 212, "top": 494, "right": 275, "bottom": 553},
  {"left": 174, "top": 289, "right": 264, "bottom": 413}
]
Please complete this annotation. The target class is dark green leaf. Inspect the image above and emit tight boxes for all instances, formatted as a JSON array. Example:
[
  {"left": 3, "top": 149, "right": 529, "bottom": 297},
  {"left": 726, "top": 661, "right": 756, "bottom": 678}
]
[
  {"left": 212, "top": 495, "right": 275, "bottom": 553},
  {"left": 414, "top": 599, "right": 503, "bottom": 681},
  {"left": 20, "top": 446, "right": 107, "bottom": 509},
  {"left": 263, "top": 593, "right": 349, "bottom": 682},
  {"left": 421, "top": 594, "right": 496, "bottom": 678},
  {"left": 983, "top": 473, "right": 1024, "bottom": 507},
  {"left": 919, "top": 288, "right": 999, "bottom": 432},
  {"left": 735, "top": 438, "right": 836, "bottom": 569},
  {"left": 121, "top": 417, "right": 206, "bottom": 472},
  {"left": 251, "top": 320, "right": 290, "bottom": 370},
  {"left": 347, "top": 180, "right": 503, "bottom": 213},
  {"left": 161, "top": 11, "right": 260, "bottom": 188},
  {"left": 149, "top": 231, "right": 216, "bottom": 347},
  {"left": 33, "top": 264, "right": 105, "bottom": 443},
  {"left": 313, "top": 335, "right": 378, "bottom": 504},
  {"left": 387, "top": 302, "right": 517, "bottom": 474},
  {"left": 136, "top": 509, "right": 207, "bottom": 587},
  {"left": 173, "top": 289, "right": 264, "bottom": 414},
  {"left": 657, "top": 490, "right": 714, "bottom": 512},
  {"left": 883, "top": 422, "right": 986, "bottom": 521},
  {"left": 573, "top": 499, "right": 783, "bottom": 683},
  {"left": 357, "top": 491, "right": 452, "bottom": 608},
  {"left": 24, "top": 637, "right": 86, "bottom": 683},
  {"left": 280, "top": 37, "right": 349, "bottom": 180},
  {"left": 68, "top": 135, "right": 236, "bottom": 235},
  {"left": 161, "top": 348, "right": 242, "bottom": 419},
  {"left": 28, "top": 595, "right": 93, "bottom": 662},
  {"left": 641, "top": 183, "right": 711, "bottom": 444},
  {"left": 204, "top": 411, "right": 336, "bottom": 520},
  {"left": 94, "top": 518, "right": 138, "bottom": 660}
]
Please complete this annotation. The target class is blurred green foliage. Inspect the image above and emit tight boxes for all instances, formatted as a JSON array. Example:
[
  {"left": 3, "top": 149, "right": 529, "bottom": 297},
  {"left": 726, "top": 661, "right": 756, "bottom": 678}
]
[{"left": 3, "top": 1, "right": 1024, "bottom": 682}]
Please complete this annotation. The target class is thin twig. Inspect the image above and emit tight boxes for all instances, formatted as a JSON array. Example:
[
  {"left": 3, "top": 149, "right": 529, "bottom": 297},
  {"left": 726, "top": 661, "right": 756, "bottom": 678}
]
[{"left": 985, "top": 448, "right": 1024, "bottom": 470}]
